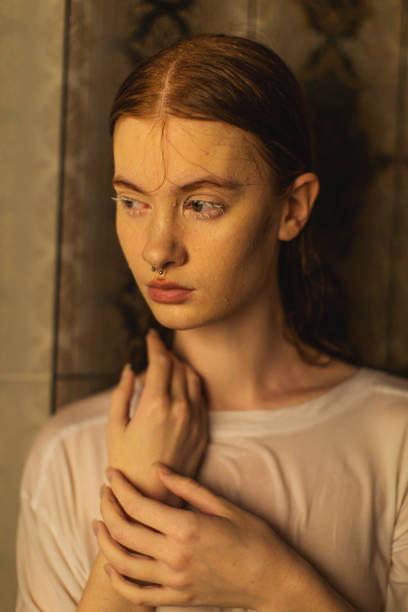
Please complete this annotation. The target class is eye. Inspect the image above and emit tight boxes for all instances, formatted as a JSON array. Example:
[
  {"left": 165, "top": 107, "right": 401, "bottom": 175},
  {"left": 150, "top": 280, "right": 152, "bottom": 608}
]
[
  {"left": 184, "top": 199, "right": 225, "bottom": 220},
  {"left": 111, "top": 196, "right": 148, "bottom": 216}
]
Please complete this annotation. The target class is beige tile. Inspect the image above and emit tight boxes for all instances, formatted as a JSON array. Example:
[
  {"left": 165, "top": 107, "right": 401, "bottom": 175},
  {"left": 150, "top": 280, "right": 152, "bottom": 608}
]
[
  {"left": 0, "top": 379, "right": 51, "bottom": 612},
  {"left": 0, "top": 0, "right": 64, "bottom": 375}
]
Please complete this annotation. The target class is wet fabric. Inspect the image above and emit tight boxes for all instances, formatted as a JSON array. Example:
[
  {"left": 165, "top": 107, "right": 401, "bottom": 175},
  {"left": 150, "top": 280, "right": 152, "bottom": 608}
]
[{"left": 16, "top": 368, "right": 408, "bottom": 611}]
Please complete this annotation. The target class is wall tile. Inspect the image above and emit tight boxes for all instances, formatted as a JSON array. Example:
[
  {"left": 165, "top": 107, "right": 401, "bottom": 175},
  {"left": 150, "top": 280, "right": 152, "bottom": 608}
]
[
  {"left": 0, "top": 0, "right": 64, "bottom": 375},
  {"left": 0, "top": 0, "right": 65, "bottom": 607},
  {"left": 56, "top": 0, "right": 138, "bottom": 382},
  {"left": 0, "top": 379, "right": 51, "bottom": 612}
]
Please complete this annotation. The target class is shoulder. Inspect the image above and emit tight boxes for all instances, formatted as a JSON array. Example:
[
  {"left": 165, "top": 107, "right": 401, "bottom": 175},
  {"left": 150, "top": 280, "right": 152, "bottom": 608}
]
[
  {"left": 20, "top": 386, "right": 114, "bottom": 507},
  {"left": 347, "top": 367, "right": 408, "bottom": 453},
  {"left": 359, "top": 367, "right": 408, "bottom": 413}
]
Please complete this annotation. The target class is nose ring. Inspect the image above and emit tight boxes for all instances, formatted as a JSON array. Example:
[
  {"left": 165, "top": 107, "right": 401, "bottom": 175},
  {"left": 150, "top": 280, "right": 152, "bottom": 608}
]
[{"left": 151, "top": 266, "right": 164, "bottom": 275}]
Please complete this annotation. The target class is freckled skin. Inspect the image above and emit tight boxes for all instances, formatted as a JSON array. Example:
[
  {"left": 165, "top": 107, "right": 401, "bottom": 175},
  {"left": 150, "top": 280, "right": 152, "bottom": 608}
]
[{"left": 113, "top": 116, "right": 283, "bottom": 332}]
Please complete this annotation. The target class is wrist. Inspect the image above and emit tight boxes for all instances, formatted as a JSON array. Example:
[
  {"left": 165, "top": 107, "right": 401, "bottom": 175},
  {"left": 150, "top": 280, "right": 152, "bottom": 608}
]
[{"left": 257, "top": 556, "right": 356, "bottom": 612}]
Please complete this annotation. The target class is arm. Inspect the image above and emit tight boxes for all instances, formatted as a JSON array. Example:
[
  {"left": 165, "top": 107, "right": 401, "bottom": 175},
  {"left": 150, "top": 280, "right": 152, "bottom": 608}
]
[
  {"left": 78, "top": 330, "right": 208, "bottom": 611},
  {"left": 77, "top": 552, "right": 154, "bottom": 612},
  {"left": 95, "top": 466, "right": 358, "bottom": 611},
  {"left": 256, "top": 554, "right": 358, "bottom": 612}
]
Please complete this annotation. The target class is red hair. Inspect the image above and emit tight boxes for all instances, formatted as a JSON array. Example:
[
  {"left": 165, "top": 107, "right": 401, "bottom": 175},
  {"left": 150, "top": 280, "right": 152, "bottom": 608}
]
[{"left": 110, "top": 34, "right": 350, "bottom": 367}]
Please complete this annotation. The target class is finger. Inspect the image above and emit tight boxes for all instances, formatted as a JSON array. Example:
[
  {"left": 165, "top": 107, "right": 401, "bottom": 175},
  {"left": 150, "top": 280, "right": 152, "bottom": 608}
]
[
  {"left": 143, "top": 330, "right": 173, "bottom": 397},
  {"left": 108, "top": 364, "right": 135, "bottom": 432},
  {"left": 184, "top": 368, "right": 208, "bottom": 444},
  {"left": 100, "top": 485, "right": 166, "bottom": 560},
  {"left": 94, "top": 520, "right": 163, "bottom": 585},
  {"left": 185, "top": 367, "right": 202, "bottom": 407},
  {"left": 157, "top": 465, "right": 229, "bottom": 517},
  {"left": 169, "top": 357, "right": 188, "bottom": 402},
  {"left": 108, "top": 468, "right": 190, "bottom": 536},
  {"left": 105, "top": 564, "right": 186, "bottom": 607}
]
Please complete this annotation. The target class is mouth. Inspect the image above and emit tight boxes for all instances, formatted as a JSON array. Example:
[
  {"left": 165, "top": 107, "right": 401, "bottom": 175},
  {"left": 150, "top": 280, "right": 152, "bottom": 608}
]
[
  {"left": 147, "top": 281, "right": 193, "bottom": 290},
  {"left": 147, "top": 283, "right": 195, "bottom": 304}
]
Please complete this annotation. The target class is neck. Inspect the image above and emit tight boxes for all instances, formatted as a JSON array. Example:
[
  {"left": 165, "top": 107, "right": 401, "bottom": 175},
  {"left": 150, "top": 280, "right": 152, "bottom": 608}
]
[{"left": 171, "top": 286, "right": 311, "bottom": 412}]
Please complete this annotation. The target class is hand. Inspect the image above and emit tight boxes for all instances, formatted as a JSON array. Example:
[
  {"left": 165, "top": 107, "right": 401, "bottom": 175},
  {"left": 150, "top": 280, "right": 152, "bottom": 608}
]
[
  {"left": 94, "top": 466, "right": 302, "bottom": 610},
  {"left": 107, "top": 329, "right": 209, "bottom": 507}
]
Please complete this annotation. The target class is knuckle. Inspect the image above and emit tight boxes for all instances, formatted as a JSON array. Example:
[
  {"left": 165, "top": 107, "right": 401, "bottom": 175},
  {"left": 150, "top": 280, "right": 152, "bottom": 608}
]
[
  {"left": 169, "top": 571, "right": 191, "bottom": 590},
  {"left": 178, "top": 591, "right": 194, "bottom": 605},
  {"left": 150, "top": 395, "right": 169, "bottom": 413},
  {"left": 109, "top": 522, "right": 124, "bottom": 543},
  {"left": 178, "top": 516, "right": 199, "bottom": 544},
  {"left": 172, "top": 398, "right": 190, "bottom": 421},
  {"left": 116, "top": 556, "right": 129, "bottom": 576},
  {"left": 167, "top": 548, "right": 191, "bottom": 571}
]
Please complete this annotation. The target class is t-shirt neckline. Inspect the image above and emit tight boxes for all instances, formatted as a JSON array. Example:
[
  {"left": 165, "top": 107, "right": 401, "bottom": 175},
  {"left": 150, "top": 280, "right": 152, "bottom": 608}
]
[{"left": 208, "top": 367, "right": 373, "bottom": 436}]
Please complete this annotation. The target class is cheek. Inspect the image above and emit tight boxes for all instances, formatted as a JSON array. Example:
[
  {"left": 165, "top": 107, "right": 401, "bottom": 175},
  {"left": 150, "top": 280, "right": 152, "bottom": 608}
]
[
  {"left": 196, "top": 216, "right": 277, "bottom": 292},
  {"left": 116, "top": 216, "right": 142, "bottom": 266}
]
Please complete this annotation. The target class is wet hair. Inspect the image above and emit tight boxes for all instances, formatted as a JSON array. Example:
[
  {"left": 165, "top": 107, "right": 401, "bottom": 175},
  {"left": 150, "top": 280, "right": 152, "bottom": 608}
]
[{"left": 110, "top": 33, "right": 351, "bottom": 370}]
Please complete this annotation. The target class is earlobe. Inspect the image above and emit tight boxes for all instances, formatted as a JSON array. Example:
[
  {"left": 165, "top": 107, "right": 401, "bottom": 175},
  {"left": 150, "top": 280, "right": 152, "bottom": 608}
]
[{"left": 278, "top": 172, "right": 319, "bottom": 242}]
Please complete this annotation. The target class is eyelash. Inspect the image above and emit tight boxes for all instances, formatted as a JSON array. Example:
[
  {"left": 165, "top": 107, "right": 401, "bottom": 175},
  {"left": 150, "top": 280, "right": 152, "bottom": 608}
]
[{"left": 111, "top": 196, "right": 225, "bottom": 220}]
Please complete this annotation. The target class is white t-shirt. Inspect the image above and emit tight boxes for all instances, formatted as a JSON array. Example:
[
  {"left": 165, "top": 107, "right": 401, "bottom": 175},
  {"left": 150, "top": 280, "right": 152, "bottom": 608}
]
[{"left": 16, "top": 367, "right": 408, "bottom": 612}]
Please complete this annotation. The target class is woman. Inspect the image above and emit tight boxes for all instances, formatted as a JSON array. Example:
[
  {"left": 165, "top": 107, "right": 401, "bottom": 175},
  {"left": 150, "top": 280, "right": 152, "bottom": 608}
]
[{"left": 16, "top": 34, "right": 408, "bottom": 611}]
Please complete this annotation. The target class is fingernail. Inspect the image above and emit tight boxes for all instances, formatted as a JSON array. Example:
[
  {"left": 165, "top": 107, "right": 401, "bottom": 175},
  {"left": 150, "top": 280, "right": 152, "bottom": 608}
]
[
  {"left": 106, "top": 467, "right": 114, "bottom": 481},
  {"left": 92, "top": 520, "right": 99, "bottom": 536},
  {"left": 104, "top": 565, "right": 112, "bottom": 579}
]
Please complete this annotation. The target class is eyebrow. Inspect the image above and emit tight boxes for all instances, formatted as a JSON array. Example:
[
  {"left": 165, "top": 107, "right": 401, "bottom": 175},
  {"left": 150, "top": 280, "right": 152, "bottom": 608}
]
[{"left": 112, "top": 175, "right": 243, "bottom": 194}]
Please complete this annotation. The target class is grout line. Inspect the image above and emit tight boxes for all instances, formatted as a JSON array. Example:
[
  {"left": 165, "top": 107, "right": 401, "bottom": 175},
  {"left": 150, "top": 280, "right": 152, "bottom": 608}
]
[
  {"left": 386, "top": 0, "right": 408, "bottom": 368},
  {"left": 50, "top": 0, "right": 72, "bottom": 416}
]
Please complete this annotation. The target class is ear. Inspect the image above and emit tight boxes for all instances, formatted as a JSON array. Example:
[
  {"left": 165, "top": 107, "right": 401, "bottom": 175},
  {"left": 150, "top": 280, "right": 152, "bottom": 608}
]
[{"left": 278, "top": 173, "right": 319, "bottom": 241}]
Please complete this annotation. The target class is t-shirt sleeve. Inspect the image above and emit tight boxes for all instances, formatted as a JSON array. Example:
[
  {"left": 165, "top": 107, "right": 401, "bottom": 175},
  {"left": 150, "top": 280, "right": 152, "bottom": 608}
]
[
  {"left": 385, "top": 489, "right": 408, "bottom": 611},
  {"left": 15, "top": 491, "right": 84, "bottom": 611},
  {"left": 14, "top": 419, "right": 97, "bottom": 612}
]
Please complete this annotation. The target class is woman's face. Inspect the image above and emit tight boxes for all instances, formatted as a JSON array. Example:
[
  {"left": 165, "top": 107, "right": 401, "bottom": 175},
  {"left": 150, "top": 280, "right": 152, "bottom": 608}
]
[{"left": 113, "top": 115, "right": 283, "bottom": 330}]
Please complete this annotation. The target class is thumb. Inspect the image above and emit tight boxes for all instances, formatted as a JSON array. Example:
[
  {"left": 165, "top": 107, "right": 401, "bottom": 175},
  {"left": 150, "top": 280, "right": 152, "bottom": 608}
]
[
  {"left": 153, "top": 463, "right": 229, "bottom": 517},
  {"left": 108, "top": 363, "right": 134, "bottom": 432}
]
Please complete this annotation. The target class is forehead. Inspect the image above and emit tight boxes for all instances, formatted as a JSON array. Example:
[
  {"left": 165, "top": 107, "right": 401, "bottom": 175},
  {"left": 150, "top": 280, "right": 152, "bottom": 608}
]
[{"left": 113, "top": 115, "right": 270, "bottom": 191}]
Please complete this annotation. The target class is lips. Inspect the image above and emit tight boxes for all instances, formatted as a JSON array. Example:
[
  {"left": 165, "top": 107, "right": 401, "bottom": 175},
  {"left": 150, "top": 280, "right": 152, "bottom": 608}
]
[
  {"left": 147, "top": 280, "right": 193, "bottom": 290},
  {"left": 147, "top": 281, "right": 195, "bottom": 304}
]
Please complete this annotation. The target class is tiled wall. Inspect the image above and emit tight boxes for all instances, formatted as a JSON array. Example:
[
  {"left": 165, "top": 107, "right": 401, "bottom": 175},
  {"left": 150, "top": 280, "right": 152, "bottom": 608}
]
[
  {"left": 2, "top": 0, "right": 407, "bottom": 608},
  {"left": 56, "top": 0, "right": 408, "bottom": 411},
  {"left": 1, "top": 1, "right": 66, "bottom": 609}
]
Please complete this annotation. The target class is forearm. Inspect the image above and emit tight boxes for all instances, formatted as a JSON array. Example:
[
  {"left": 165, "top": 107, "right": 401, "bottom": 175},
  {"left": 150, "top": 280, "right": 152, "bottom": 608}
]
[
  {"left": 257, "top": 555, "right": 357, "bottom": 612},
  {"left": 77, "top": 551, "right": 155, "bottom": 612},
  {"left": 78, "top": 482, "right": 180, "bottom": 612}
]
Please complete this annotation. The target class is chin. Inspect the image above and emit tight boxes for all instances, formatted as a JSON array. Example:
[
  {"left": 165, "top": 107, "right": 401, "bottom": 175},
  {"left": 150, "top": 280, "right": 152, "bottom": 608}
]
[
  {"left": 148, "top": 302, "right": 235, "bottom": 332},
  {"left": 150, "top": 310, "right": 205, "bottom": 331}
]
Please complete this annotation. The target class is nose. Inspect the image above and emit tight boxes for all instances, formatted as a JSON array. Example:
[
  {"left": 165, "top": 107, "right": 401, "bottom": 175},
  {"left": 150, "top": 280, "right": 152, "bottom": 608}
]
[{"left": 142, "top": 208, "right": 187, "bottom": 271}]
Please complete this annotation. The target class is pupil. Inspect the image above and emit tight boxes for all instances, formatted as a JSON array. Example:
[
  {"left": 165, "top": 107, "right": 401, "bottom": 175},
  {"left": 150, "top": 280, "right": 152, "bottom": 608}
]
[{"left": 192, "top": 201, "right": 203, "bottom": 212}]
